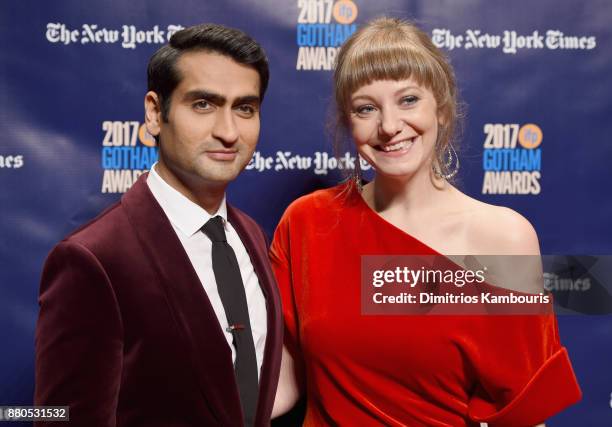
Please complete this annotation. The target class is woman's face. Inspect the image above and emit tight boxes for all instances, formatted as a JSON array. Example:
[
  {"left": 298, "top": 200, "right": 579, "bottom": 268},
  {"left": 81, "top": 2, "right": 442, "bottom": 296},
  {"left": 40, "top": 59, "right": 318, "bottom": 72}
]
[{"left": 349, "top": 78, "right": 440, "bottom": 180}]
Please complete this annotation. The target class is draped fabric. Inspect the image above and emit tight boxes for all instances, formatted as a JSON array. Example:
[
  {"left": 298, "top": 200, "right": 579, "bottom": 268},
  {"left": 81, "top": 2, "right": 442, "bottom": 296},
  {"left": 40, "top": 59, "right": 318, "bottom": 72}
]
[{"left": 270, "top": 182, "right": 581, "bottom": 426}]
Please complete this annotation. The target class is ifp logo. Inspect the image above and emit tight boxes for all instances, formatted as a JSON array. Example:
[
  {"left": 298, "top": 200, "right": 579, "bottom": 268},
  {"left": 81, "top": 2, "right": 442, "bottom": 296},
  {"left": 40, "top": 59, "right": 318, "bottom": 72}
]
[
  {"left": 518, "top": 123, "right": 543, "bottom": 149},
  {"left": 333, "top": 0, "right": 358, "bottom": 24}
]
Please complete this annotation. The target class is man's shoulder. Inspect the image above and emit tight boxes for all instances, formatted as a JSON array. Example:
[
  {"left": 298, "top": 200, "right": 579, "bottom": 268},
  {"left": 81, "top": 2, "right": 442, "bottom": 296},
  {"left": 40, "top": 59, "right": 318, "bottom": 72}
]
[
  {"left": 56, "top": 200, "right": 131, "bottom": 259},
  {"left": 67, "top": 201, "right": 121, "bottom": 235},
  {"left": 64, "top": 176, "right": 151, "bottom": 248}
]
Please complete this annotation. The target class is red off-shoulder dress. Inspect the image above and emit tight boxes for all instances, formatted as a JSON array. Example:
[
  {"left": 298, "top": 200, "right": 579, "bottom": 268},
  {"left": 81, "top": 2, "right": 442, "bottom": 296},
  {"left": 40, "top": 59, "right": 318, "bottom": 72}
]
[{"left": 270, "top": 182, "right": 581, "bottom": 426}]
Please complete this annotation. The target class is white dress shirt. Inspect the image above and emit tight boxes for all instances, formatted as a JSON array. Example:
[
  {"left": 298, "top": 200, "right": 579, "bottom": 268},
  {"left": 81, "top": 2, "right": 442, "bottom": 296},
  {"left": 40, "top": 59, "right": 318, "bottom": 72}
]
[{"left": 147, "top": 164, "right": 267, "bottom": 379}]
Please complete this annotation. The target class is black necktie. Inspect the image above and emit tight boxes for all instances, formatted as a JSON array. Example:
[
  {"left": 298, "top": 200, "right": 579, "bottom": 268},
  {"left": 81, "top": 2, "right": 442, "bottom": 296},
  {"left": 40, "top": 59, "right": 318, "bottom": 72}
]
[{"left": 201, "top": 216, "right": 259, "bottom": 427}]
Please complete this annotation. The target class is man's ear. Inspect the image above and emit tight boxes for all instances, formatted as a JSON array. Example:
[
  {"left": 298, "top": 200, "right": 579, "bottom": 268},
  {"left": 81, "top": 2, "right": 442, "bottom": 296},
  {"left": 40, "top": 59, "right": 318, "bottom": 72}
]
[{"left": 144, "top": 91, "right": 162, "bottom": 137}]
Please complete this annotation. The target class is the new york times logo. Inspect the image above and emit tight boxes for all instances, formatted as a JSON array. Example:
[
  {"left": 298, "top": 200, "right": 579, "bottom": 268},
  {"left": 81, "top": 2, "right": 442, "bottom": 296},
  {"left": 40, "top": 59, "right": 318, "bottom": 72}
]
[{"left": 543, "top": 272, "right": 591, "bottom": 292}]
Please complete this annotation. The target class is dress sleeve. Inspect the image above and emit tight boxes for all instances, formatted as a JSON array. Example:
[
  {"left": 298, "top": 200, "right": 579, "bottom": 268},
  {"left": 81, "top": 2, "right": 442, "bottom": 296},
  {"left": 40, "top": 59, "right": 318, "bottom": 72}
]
[
  {"left": 269, "top": 210, "right": 301, "bottom": 356},
  {"left": 466, "top": 314, "right": 581, "bottom": 426}
]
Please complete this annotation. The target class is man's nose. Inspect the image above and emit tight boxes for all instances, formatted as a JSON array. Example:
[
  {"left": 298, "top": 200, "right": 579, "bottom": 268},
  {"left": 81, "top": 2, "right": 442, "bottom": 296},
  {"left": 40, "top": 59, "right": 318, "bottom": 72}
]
[{"left": 212, "top": 108, "right": 239, "bottom": 144}]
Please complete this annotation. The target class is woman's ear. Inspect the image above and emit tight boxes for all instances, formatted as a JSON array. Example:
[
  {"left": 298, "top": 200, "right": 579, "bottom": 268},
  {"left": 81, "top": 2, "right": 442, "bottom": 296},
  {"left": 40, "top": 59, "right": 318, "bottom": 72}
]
[{"left": 437, "top": 107, "right": 448, "bottom": 128}]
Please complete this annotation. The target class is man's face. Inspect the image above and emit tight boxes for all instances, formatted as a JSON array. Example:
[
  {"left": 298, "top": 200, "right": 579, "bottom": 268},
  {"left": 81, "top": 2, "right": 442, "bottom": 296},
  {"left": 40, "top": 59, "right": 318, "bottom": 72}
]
[{"left": 146, "top": 51, "right": 261, "bottom": 194}]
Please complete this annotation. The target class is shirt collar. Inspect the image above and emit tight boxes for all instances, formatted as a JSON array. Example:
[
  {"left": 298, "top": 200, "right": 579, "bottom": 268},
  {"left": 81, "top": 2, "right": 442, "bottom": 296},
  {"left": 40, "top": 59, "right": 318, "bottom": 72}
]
[{"left": 147, "top": 162, "right": 228, "bottom": 237}]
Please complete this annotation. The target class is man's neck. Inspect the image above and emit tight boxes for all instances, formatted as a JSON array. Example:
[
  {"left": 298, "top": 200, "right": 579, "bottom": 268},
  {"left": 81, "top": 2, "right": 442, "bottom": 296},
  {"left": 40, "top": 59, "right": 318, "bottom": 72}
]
[{"left": 153, "top": 162, "right": 226, "bottom": 215}]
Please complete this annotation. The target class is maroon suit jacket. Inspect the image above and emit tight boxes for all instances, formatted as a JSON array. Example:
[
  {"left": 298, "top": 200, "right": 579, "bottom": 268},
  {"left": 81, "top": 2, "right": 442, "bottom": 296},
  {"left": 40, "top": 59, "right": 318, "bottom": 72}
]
[{"left": 34, "top": 174, "right": 282, "bottom": 427}]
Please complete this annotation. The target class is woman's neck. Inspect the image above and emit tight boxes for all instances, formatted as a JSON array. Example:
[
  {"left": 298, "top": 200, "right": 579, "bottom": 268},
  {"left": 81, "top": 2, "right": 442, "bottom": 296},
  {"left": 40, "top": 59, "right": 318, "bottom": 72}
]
[{"left": 363, "top": 168, "right": 450, "bottom": 216}]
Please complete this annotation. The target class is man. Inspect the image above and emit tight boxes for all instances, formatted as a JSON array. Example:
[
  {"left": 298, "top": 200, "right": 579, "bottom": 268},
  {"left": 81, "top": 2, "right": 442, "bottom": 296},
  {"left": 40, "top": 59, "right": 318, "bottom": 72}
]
[{"left": 35, "top": 24, "right": 282, "bottom": 427}]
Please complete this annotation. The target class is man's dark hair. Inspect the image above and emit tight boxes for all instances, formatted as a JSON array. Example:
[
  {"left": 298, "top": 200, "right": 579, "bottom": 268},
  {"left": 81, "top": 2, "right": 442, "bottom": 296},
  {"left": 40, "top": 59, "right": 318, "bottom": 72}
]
[{"left": 147, "top": 23, "right": 269, "bottom": 122}]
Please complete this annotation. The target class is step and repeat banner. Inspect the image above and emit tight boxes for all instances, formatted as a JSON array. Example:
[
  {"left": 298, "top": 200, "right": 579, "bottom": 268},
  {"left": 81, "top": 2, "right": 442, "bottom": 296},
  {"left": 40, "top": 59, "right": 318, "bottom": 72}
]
[{"left": 1, "top": 0, "right": 611, "bottom": 425}]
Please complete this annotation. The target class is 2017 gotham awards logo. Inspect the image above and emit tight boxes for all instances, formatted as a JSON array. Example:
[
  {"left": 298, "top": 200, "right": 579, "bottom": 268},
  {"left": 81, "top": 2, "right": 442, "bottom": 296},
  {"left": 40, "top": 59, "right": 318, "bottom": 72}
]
[
  {"left": 100, "top": 121, "right": 158, "bottom": 193},
  {"left": 296, "top": 0, "right": 358, "bottom": 70},
  {"left": 481, "top": 123, "right": 542, "bottom": 195}
]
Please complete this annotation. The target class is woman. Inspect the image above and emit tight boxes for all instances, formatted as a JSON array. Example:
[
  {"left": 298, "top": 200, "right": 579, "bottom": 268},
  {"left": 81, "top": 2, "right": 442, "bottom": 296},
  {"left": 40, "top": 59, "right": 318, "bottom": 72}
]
[{"left": 270, "top": 17, "right": 581, "bottom": 426}]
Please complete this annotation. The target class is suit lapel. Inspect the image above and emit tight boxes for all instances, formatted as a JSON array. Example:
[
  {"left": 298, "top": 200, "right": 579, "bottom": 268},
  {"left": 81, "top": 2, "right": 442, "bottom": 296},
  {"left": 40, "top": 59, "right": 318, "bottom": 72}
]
[
  {"left": 228, "top": 205, "right": 283, "bottom": 426},
  {"left": 121, "top": 175, "right": 242, "bottom": 425}
]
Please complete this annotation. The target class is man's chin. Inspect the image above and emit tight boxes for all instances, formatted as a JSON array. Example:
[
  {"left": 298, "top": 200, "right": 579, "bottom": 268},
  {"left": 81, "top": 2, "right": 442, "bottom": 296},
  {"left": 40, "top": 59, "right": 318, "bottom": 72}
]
[
  {"left": 197, "top": 171, "right": 242, "bottom": 187},
  {"left": 191, "top": 159, "right": 250, "bottom": 184}
]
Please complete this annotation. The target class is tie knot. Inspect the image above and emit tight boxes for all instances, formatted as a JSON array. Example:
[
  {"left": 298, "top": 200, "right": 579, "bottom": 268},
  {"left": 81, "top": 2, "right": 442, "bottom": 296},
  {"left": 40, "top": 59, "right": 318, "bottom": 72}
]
[{"left": 202, "top": 216, "right": 227, "bottom": 242}]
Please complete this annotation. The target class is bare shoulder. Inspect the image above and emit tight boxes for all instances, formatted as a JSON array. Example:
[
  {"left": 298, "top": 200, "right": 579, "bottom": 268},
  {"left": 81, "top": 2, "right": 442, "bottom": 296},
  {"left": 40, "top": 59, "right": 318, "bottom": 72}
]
[{"left": 456, "top": 192, "right": 540, "bottom": 255}]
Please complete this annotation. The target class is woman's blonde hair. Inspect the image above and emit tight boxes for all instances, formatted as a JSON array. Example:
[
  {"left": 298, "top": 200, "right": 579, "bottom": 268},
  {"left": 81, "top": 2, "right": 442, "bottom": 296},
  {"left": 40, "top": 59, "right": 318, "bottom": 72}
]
[{"left": 333, "top": 17, "right": 461, "bottom": 179}]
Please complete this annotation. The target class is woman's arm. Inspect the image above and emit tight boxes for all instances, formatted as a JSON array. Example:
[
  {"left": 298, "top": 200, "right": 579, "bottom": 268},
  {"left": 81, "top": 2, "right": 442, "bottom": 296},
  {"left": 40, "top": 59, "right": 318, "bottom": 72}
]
[{"left": 272, "top": 345, "right": 302, "bottom": 418}]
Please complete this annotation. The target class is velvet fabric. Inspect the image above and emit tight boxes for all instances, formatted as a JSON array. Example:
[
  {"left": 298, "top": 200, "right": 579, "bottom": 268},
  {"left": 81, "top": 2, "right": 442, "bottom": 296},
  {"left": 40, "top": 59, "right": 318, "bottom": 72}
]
[
  {"left": 35, "top": 174, "right": 282, "bottom": 427},
  {"left": 270, "top": 182, "right": 581, "bottom": 426}
]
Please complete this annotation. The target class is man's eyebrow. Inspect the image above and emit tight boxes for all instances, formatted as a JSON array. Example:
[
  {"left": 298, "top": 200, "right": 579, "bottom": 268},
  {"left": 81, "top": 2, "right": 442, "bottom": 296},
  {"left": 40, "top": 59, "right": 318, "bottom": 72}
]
[
  {"left": 234, "top": 95, "right": 261, "bottom": 106},
  {"left": 183, "top": 90, "right": 226, "bottom": 106},
  {"left": 182, "top": 90, "right": 260, "bottom": 107}
]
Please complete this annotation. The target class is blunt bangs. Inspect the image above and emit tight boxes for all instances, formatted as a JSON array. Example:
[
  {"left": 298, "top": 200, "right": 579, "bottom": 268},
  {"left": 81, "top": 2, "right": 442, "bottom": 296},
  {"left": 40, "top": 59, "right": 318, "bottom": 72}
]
[{"left": 337, "top": 43, "right": 449, "bottom": 110}]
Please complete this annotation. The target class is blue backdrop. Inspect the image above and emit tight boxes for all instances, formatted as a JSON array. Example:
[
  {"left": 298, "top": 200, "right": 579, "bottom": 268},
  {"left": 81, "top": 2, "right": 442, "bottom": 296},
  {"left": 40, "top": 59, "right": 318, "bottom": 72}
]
[{"left": 1, "top": 0, "right": 611, "bottom": 425}]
